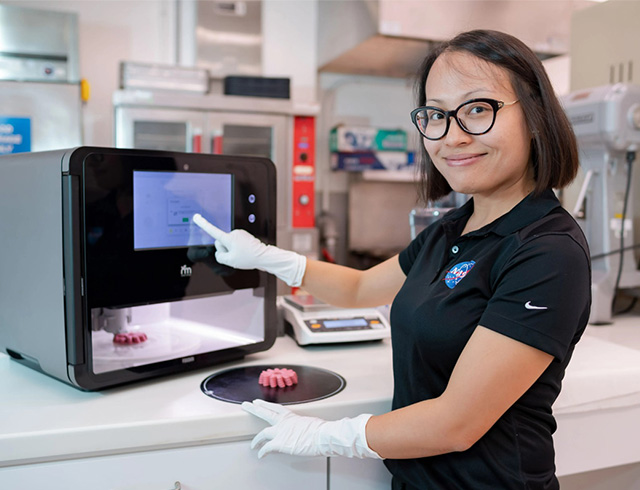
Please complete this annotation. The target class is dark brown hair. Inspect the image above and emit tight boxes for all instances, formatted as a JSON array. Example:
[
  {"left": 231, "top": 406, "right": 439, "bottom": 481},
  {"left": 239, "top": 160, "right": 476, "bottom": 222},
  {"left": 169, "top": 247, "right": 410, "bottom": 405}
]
[{"left": 414, "top": 29, "right": 579, "bottom": 204}]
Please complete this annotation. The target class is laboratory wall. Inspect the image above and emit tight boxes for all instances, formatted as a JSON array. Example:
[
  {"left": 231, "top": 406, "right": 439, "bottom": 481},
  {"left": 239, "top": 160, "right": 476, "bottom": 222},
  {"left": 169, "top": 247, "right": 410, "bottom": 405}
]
[{"left": 570, "top": 0, "right": 640, "bottom": 90}]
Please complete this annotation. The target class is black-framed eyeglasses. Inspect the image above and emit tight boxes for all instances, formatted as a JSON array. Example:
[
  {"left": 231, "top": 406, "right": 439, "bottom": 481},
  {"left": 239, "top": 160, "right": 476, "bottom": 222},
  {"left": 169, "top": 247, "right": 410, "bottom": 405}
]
[{"left": 410, "top": 98, "right": 519, "bottom": 141}]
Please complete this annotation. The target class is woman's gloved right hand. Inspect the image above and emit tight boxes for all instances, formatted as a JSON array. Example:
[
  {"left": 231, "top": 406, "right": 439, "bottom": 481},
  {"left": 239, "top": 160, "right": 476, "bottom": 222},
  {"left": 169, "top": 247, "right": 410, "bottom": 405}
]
[{"left": 193, "top": 214, "right": 306, "bottom": 287}]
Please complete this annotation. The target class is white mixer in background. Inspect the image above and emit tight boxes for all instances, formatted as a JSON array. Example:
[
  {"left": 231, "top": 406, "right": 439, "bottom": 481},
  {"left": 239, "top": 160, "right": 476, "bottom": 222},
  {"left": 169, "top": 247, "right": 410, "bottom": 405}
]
[{"left": 562, "top": 83, "right": 640, "bottom": 324}]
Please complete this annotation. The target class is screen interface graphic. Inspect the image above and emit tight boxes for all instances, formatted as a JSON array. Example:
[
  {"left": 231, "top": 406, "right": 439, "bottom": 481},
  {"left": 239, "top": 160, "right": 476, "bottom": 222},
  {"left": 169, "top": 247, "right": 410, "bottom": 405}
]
[{"left": 133, "top": 171, "right": 232, "bottom": 250}]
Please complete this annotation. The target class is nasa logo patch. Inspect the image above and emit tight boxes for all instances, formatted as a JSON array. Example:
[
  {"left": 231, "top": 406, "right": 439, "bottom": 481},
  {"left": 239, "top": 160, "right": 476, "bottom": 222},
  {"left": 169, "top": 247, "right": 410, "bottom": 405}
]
[{"left": 445, "top": 261, "right": 476, "bottom": 289}]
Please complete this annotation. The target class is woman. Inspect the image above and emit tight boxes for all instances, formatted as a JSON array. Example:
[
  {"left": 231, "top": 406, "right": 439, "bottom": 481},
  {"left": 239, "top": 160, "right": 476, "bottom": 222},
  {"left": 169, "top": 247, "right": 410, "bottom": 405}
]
[{"left": 195, "top": 30, "right": 591, "bottom": 490}]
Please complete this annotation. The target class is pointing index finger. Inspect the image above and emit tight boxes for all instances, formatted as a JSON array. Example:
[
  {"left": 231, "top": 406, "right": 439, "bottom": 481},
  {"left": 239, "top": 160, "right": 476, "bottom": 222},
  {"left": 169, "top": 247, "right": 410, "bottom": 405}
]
[{"left": 192, "top": 213, "right": 226, "bottom": 240}]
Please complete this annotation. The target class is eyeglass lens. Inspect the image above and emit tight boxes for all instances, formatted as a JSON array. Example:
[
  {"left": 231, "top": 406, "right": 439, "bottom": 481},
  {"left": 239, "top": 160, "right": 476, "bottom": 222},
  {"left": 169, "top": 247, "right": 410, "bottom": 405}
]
[{"left": 416, "top": 100, "right": 496, "bottom": 139}]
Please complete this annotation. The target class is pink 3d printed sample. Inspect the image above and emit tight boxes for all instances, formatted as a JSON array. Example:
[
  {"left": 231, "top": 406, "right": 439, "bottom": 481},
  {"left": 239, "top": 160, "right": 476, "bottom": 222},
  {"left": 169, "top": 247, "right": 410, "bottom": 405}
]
[
  {"left": 259, "top": 368, "right": 299, "bottom": 388},
  {"left": 113, "top": 332, "right": 148, "bottom": 344}
]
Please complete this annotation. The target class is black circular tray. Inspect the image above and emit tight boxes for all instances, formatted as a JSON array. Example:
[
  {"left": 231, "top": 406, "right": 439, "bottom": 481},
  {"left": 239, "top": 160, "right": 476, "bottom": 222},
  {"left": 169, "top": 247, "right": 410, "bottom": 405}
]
[{"left": 201, "top": 364, "right": 346, "bottom": 405}]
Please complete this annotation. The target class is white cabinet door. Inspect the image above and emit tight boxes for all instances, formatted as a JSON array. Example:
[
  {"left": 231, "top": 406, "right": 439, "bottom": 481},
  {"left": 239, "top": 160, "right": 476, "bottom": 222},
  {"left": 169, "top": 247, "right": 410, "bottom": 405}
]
[
  {"left": 329, "top": 457, "right": 392, "bottom": 490},
  {"left": 1, "top": 441, "right": 326, "bottom": 490}
]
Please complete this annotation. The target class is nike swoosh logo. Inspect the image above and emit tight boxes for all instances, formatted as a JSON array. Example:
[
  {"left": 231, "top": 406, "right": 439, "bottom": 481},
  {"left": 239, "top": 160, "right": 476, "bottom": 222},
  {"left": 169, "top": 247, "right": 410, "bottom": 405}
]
[{"left": 525, "top": 301, "right": 548, "bottom": 310}]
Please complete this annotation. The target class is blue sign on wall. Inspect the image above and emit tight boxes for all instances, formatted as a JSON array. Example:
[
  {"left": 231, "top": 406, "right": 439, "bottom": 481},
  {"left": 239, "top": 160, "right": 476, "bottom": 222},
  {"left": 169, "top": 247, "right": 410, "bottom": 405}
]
[{"left": 0, "top": 117, "right": 31, "bottom": 154}]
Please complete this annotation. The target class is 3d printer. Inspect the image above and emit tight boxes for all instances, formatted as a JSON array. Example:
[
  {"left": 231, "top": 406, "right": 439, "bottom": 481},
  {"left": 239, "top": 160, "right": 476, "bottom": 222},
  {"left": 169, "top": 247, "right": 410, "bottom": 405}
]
[{"left": 0, "top": 147, "right": 277, "bottom": 390}]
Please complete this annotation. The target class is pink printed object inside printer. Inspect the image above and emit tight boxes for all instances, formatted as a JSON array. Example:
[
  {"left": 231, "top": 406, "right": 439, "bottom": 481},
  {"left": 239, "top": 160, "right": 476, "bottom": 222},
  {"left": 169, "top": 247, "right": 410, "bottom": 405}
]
[{"left": 113, "top": 332, "right": 148, "bottom": 345}]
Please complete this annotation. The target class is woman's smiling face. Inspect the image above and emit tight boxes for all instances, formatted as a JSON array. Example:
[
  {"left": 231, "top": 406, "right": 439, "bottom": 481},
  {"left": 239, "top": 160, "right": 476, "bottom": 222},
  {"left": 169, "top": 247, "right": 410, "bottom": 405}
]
[{"left": 423, "top": 51, "right": 534, "bottom": 201}]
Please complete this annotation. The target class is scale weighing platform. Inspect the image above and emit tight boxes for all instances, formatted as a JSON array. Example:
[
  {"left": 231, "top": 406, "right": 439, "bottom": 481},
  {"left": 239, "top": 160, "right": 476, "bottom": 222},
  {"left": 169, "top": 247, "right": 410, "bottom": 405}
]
[{"left": 280, "top": 294, "right": 390, "bottom": 345}]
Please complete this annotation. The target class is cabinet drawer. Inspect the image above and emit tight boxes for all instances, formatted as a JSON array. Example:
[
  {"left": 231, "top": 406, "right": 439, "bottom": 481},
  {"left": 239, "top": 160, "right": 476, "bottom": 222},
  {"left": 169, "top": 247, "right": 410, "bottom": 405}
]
[{"left": 1, "top": 441, "right": 326, "bottom": 490}]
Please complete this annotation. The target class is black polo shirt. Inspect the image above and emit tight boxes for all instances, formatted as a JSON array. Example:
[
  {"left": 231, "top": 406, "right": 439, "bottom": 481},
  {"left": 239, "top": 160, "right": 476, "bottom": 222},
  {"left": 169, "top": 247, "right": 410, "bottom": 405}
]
[{"left": 385, "top": 189, "right": 591, "bottom": 490}]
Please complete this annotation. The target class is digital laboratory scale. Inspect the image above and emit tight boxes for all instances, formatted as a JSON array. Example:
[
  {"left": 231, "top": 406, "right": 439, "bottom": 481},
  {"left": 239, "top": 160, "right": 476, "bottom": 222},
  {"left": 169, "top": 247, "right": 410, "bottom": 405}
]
[{"left": 281, "top": 294, "right": 390, "bottom": 345}]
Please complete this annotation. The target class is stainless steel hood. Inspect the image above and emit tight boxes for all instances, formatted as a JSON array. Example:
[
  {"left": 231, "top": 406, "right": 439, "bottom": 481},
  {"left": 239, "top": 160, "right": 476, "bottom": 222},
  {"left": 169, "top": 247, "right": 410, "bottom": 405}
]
[{"left": 318, "top": 0, "right": 597, "bottom": 78}]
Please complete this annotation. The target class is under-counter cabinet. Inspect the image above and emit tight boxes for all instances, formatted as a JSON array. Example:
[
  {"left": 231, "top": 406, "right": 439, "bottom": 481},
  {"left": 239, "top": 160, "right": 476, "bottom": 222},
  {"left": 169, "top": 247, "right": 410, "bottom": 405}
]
[
  {"left": 329, "top": 457, "right": 392, "bottom": 490},
  {"left": 0, "top": 441, "right": 326, "bottom": 490}
]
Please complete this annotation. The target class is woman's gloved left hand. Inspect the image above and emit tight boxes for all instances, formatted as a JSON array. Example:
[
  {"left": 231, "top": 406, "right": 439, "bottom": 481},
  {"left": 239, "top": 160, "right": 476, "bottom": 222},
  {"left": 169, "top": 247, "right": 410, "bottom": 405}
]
[{"left": 241, "top": 399, "right": 383, "bottom": 459}]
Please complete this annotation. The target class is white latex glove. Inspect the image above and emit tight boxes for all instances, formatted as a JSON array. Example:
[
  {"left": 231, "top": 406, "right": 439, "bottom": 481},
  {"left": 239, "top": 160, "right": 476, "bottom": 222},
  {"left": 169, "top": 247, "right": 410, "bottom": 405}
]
[
  {"left": 241, "top": 399, "right": 383, "bottom": 460},
  {"left": 192, "top": 214, "right": 306, "bottom": 287}
]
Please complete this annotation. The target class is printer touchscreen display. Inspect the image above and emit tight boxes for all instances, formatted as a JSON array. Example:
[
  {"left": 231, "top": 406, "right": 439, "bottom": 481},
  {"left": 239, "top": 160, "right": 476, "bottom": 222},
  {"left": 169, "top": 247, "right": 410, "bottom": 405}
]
[{"left": 133, "top": 171, "right": 233, "bottom": 250}]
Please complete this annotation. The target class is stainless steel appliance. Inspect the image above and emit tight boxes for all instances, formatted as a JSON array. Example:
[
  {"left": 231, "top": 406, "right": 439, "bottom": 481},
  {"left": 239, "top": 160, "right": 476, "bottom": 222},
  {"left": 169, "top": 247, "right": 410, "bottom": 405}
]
[
  {"left": 318, "top": 0, "right": 593, "bottom": 78},
  {"left": 562, "top": 83, "right": 640, "bottom": 324},
  {"left": 0, "top": 147, "right": 277, "bottom": 390},
  {"left": 113, "top": 79, "right": 318, "bottom": 266},
  {"left": 0, "top": 4, "right": 82, "bottom": 153},
  {"left": 409, "top": 192, "right": 468, "bottom": 239}
]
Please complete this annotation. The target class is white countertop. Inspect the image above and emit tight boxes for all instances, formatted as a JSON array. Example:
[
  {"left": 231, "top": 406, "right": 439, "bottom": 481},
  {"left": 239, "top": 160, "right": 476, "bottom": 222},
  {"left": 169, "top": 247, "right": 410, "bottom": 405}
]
[
  {"left": 3, "top": 316, "right": 640, "bottom": 471},
  {"left": 0, "top": 336, "right": 394, "bottom": 467}
]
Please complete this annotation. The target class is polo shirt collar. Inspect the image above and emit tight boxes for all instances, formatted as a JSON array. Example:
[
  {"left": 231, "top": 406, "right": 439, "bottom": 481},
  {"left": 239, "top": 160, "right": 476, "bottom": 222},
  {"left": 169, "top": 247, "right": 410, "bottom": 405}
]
[{"left": 441, "top": 189, "right": 561, "bottom": 239}]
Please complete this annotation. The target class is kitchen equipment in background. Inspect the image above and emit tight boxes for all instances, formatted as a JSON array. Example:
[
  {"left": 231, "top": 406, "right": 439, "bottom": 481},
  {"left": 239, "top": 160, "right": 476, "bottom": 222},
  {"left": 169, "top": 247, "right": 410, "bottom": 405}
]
[
  {"left": 223, "top": 75, "right": 290, "bottom": 99},
  {"left": 409, "top": 208, "right": 453, "bottom": 240},
  {"left": 331, "top": 125, "right": 418, "bottom": 259},
  {"left": 179, "top": 0, "right": 263, "bottom": 78},
  {"left": 409, "top": 192, "right": 468, "bottom": 239},
  {"left": 120, "top": 62, "right": 209, "bottom": 94},
  {"left": 0, "top": 147, "right": 277, "bottom": 390},
  {"left": 113, "top": 65, "right": 319, "bottom": 272},
  {"left": 0, "top": 4, "right": 82, "bottom": 154},
  {"left": 280, "top": 294, "right": 390, "bottom": 345},
  {"left": 318, "top": 0, "right": 593, "bottom": 78},
  {"left": 0, "top": 4, "right": 79, "bottom": 83},
  {"left": 562, "top": 83, "right": 640, "bottom": 324}
]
